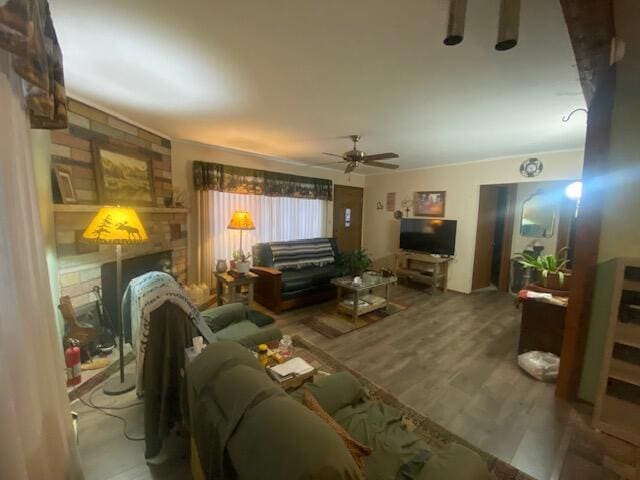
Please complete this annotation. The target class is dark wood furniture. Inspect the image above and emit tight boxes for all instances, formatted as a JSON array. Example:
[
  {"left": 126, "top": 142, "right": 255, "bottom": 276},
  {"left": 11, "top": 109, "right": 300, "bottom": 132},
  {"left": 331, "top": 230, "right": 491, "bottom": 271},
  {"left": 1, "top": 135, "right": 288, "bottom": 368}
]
[
  {"left": 215, "top": 271, "right": 257, "bottom": 307},
  {"left": 518, "top": 298, "right": 566, "bottom": 356},
  {"left": 251, "top": 266, "right": 337, "bottom": 314},
  {"left": 59, "top": 295, "right": 97, "bottom": 347}
]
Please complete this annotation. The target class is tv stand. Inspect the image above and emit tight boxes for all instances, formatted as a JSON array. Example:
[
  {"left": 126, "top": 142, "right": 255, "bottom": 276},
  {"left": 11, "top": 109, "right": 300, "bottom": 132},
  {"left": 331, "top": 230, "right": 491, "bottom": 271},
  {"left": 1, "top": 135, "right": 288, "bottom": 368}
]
[{"left": 394, "top": 251, "right": 451, "bottom": 293}]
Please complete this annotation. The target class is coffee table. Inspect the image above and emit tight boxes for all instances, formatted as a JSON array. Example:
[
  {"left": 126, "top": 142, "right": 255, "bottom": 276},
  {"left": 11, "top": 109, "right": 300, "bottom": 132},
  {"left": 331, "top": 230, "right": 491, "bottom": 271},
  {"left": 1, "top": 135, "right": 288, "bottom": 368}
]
[{"left": 331, "top": 275, "right": 397, "bottom": 325}]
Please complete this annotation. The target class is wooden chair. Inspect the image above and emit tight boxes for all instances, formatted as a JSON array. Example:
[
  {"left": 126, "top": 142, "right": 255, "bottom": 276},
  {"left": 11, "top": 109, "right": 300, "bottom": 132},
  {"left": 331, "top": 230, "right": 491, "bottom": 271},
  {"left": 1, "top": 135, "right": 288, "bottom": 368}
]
[{"left": 58, "top": 296, "right": 97, "bottom": 347}]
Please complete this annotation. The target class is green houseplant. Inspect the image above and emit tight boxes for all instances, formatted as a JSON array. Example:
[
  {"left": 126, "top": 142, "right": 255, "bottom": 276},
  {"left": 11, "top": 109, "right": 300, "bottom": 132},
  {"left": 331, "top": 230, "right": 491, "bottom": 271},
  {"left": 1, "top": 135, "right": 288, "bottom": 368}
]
[
  {"left": 340, "top": 248, "right": 373, "bottom": 277},
  {"left": 232, "top": 249, "right": 251, "bottom": 275},
  {"left": 515, "top": 247, "right": 571, "bottom": 291}
]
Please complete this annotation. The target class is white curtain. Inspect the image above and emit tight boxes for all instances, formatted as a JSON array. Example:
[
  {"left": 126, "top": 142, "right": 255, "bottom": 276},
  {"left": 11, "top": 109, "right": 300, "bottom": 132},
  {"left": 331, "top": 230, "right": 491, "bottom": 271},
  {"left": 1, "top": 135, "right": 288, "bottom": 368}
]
[
  {"left": 210, "top": 191, "right": 327, "bottom": 262},
  {"left": 0, "top": 53, "right": 83, "bottom": 479}
]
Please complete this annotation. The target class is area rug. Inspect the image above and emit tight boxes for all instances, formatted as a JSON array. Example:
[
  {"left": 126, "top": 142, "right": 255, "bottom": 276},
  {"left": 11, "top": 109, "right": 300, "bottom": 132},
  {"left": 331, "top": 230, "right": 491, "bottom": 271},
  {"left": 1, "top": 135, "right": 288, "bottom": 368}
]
[
  {"left": 301, "top": 302, "right": 408, "bottom": 339},
  {"left": 292, "top": 335, "right": 535, "bottom": 480}
]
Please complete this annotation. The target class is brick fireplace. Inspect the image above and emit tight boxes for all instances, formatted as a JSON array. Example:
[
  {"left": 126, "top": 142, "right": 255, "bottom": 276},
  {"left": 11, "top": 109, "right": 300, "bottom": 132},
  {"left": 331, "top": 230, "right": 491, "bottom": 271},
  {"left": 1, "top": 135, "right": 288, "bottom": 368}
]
[{"left": 51, "top": 100, "right": 188, "bottom": 313}]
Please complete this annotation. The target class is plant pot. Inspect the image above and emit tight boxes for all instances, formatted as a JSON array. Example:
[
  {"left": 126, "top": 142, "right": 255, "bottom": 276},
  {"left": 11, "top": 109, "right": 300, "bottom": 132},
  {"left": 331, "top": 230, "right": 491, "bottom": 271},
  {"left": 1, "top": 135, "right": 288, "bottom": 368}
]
[
  {"left": 544, "top": 271, "right": 572, "bottom": 292},
  {"left": 235, "top": 261, "right": 250, "bottom": 275},
  {"left": 528, "top": 270, "right": 572, "bottom": 297}
]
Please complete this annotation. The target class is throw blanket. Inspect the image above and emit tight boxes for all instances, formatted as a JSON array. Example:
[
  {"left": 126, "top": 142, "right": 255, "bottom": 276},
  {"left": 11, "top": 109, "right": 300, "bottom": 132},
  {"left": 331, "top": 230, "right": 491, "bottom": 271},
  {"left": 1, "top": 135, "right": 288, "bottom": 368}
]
[
  {"left": 123, "top": 271, "right": 215, "bottom": 394},
  {"left": 271, "top": 238, "right": 335, "bottom": 270}
]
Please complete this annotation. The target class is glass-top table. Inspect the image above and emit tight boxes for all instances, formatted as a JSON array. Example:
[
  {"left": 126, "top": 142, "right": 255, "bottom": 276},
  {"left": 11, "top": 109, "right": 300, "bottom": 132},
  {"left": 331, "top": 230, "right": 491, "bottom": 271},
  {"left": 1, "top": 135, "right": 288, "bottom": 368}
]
[{"left": 330, "top": 275, "right": 397, "bottom": 324}]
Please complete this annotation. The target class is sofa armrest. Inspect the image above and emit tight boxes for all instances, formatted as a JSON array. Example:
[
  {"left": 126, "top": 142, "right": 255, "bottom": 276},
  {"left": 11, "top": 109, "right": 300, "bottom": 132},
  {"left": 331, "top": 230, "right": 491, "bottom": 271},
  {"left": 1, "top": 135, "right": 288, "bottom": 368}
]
[
  {"left": 251, "top": 267, "right": 283, "bottom": 313},
  {"left": 251, "top": 266, "right": 282, "bottom": 276}
]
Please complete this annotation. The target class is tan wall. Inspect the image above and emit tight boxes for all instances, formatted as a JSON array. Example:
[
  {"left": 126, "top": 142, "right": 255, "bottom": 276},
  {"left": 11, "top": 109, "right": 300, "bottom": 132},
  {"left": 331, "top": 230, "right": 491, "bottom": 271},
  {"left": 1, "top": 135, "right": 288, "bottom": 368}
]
[
  {"left": 31, "top": 129, "right": 65, "bottom": 337},
  {"left": 362, "top": 151, "right": 584, "bottom": 293},
  {"left": 597, "top": 0, "right": 640, "bottom": 261},
  {"left": 170, "top": 140, "right": 365, "bottom": 283}
]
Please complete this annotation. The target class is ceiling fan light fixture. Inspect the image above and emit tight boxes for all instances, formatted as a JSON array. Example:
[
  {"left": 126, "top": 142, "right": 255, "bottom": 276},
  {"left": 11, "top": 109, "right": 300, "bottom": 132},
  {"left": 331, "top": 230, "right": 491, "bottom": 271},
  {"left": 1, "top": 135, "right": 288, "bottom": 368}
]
[
  {"left": 443, "top": 0, "right": 467, "bottom": 46},
  {"left": 495, "top": 0, "right": 520, "bottom": 51}
]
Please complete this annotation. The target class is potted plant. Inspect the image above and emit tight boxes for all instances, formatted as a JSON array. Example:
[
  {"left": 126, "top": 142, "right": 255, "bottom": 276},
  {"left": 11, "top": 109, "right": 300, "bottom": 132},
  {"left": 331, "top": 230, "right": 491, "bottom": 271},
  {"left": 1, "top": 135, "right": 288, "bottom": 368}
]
[
  {"left": 340, "top": 248, "right": 373, "bottom": 277},
  {"left": 514, "top": 247, "right": 571, "bottom": 292},
  {"left": 232, "top": 249, "right": 251, "bottom": 275}
]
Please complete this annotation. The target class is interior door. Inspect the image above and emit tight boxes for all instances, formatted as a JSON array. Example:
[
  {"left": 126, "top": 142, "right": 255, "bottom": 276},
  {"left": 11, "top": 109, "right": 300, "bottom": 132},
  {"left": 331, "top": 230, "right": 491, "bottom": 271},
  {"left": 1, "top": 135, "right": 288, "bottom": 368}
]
[
  {"left": 332, "top": 185, "right": 363, "bottom": 253},
  {"left": 472, "top": 185, "right": 499, "bottom": 290}
]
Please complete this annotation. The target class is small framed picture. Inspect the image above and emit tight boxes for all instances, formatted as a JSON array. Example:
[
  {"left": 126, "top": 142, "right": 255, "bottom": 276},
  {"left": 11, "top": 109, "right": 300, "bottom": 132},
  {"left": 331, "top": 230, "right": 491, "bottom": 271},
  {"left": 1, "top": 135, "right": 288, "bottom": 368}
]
[
  {"left": 53, "top": 165, "right": 77, "bottom": 204},
  {"left": 414, "top": 191, "right": 446, "bottom": 217}
]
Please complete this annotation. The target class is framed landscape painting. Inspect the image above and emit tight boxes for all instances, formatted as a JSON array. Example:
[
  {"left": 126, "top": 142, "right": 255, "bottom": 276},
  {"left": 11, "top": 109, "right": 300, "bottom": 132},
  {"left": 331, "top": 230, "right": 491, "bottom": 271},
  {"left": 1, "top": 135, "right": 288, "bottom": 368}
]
[
  {"left": 92, "top": 142, "right": 155, "bottom": 206},
  {"left": 414, "top": 191, "right": 446, "bottom": 217}
]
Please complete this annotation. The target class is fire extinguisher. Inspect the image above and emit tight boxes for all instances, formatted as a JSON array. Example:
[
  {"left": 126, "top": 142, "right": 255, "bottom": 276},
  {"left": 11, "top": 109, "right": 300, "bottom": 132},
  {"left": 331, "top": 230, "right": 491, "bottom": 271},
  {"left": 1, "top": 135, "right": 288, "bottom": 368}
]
[{"left": 65, "top": 338, "right": 81, "bottom": 387}]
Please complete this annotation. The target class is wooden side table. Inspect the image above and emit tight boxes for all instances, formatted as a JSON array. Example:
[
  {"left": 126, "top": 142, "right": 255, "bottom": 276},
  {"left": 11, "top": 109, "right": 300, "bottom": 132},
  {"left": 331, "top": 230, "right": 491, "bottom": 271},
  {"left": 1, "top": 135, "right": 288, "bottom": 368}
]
[
  {"left": 395, "top": 251, "right": 451, "bottom": 292},
  {"left": 215, "top": 271, "right": 258, "bottom": 307}
]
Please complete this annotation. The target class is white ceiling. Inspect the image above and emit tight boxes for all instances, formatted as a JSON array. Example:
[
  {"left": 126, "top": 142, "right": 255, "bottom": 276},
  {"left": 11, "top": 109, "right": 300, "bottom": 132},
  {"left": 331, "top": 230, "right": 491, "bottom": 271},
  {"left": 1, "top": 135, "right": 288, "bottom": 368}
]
[{"left": 51, "top": 0, "right": 586, "bottom": 174}]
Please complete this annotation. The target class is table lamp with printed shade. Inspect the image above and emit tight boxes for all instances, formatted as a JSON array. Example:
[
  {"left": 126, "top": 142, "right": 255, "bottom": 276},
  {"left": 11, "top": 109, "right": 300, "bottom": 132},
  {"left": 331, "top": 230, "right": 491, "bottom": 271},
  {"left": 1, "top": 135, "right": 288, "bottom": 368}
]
[
  {"left": 227, "top": 210, "right": 255, "bottom": 253},
  {"left": 83, "top": 206, "right": 149, "bottom": 395}
]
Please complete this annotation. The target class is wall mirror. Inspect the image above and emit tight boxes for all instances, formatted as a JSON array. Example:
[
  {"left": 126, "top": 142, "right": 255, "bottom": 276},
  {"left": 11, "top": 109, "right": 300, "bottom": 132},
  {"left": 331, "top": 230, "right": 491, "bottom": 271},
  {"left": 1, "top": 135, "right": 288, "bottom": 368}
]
[{"left": 520, "top": 191, "right": 556, "bottom": 238}]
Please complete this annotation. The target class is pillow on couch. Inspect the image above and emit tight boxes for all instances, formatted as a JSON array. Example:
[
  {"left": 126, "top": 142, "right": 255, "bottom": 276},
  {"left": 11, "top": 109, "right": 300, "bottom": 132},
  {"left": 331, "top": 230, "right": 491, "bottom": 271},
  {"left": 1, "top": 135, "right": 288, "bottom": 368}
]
[
  {"left": 292, "top": 371, "right": 367, "bottom": 415},
  {"left": 303, "top": 389, "right": 372, "bottom": 472},
  {"left": 200, "top": 302, "right": 248, "bottom": 332}
]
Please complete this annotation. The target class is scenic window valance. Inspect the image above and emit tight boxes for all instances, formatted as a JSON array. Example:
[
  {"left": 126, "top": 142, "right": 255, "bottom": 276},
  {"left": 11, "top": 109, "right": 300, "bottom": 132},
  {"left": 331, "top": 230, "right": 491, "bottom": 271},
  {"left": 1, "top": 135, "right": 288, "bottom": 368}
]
[
  {"left": 193, "top": 161, "right": 333, "bottom": 201},
  {"left": 0, "top": 0, "right": 68, "bottom": 129}
]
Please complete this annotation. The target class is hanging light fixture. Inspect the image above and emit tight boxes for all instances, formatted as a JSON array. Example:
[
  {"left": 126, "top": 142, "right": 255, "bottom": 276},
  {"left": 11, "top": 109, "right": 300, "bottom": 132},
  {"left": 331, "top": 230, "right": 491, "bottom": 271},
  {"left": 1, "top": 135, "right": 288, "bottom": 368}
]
[
  {"left": 495, "top": 0, "right": 520, "bottom": 51},
  {"left": 443, "top": 0, "right": 467, "bottom": 46}
]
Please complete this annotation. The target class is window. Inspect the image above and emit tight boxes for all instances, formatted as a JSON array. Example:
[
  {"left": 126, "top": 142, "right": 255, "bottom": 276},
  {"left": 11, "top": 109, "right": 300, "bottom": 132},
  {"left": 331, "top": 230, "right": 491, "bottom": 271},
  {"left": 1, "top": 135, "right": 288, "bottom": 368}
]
[{"left": 211, "top": 191, "right": 327, "bottom": 261}]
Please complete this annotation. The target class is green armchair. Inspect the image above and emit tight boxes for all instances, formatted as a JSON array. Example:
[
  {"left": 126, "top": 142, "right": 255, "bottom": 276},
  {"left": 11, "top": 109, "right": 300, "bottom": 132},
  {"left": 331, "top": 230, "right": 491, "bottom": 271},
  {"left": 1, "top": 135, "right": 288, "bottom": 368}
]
[{"left": 199, "top": 302, "right": 282, "bottom": 347}]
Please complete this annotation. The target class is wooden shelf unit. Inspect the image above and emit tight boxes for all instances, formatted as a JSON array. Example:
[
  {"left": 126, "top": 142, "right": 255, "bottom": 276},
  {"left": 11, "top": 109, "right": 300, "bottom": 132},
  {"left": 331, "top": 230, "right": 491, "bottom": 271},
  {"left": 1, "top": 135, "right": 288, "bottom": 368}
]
[
  {"left": 591, "top": 257, "right": 640, "bottom": 446},
  {"left": 395, "top": 251, "right": 451, "bottom": 292}
]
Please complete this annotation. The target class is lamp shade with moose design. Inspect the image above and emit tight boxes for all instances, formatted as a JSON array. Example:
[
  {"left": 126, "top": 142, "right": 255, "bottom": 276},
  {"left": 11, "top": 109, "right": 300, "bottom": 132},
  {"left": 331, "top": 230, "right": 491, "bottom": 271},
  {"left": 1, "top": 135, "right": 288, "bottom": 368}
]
[{"left": 82, "top": 206, "right": 149, "bottom": 245}]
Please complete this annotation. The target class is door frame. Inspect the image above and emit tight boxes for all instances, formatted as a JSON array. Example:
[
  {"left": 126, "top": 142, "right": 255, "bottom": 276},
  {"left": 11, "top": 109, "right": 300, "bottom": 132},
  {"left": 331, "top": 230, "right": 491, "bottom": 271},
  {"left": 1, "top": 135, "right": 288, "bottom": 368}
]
[{"left": 471, "top": 184, "right": 517, "bottom": 292}]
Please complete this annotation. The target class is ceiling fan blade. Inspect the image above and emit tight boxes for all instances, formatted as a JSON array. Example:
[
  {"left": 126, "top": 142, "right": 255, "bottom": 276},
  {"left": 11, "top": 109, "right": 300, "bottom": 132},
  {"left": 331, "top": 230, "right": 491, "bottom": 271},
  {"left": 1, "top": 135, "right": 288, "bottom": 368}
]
[
  {"left": 365, "top": 161, "right": 399, "bottom": 170},
  {"left": 306, "top": 161, "right": 346, "bottom": 167},
  {"left": 322, "top": 152, "right": 345, "bottom": 158},
  {"left": 362, "top": 152, "right": 399, "bottom": 162},
  {"left": 344, "top": 162, "right": 357, "bottom": 174}
]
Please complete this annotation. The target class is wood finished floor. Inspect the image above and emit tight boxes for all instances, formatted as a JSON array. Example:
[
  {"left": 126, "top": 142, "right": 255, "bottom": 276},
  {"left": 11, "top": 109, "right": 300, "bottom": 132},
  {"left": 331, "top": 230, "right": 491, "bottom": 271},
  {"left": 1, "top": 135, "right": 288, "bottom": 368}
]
[
  {"left": 274, "top": 285, "right": 639, "bottom": 480},
  {"left": 73, "top": 285, "right": 639, "bottom": 480}
]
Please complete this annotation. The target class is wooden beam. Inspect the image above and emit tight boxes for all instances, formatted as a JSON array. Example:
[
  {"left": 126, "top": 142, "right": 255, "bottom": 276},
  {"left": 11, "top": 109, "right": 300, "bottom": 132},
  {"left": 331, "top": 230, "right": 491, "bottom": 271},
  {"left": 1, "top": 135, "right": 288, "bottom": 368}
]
[
  {"left": 558, "top": 0, "right": 615, "bottom": 106},
  {"left": 555, "top": 0, "right": 616, "bottom": 400},
  {"left": 556, "top": 68, "right": 616, "bottom": 400}
]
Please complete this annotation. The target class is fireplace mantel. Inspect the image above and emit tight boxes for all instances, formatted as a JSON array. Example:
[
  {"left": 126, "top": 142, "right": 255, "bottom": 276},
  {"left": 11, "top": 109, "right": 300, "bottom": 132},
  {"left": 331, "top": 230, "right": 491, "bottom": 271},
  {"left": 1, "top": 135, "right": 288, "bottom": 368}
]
[{"left": 53, "top": 205, "right": 188, "bottom": 214}]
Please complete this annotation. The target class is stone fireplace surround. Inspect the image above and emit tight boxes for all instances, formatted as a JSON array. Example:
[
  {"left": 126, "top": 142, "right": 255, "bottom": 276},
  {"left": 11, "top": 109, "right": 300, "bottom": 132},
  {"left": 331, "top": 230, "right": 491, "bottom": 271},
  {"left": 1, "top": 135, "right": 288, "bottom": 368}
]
[
  {"left": 50, "top": 99, "right": 188, "bottom": 326},
  {"left": 55, "top": 205, "right": 188, "bottom": 311}
]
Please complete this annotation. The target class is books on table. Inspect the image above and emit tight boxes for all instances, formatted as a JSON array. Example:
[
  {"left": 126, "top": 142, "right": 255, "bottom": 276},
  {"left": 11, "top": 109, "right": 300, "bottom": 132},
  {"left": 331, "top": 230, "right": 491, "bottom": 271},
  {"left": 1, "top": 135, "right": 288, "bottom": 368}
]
[
  {"left": 360, "top": 294, "right": 385, "bottom": 305},
  {"left": 270, "top": 357, "right": 314, "bottom": 379}
]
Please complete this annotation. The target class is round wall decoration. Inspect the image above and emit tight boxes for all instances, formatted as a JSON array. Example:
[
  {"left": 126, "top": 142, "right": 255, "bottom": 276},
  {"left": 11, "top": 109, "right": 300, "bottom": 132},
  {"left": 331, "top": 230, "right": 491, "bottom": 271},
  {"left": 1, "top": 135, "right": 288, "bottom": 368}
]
[
  {"left": 520, "top": 158, "right": 543, "bottom": 178},
  {"left": 393, "top": 210, "right": 403, "bottom": 220}
]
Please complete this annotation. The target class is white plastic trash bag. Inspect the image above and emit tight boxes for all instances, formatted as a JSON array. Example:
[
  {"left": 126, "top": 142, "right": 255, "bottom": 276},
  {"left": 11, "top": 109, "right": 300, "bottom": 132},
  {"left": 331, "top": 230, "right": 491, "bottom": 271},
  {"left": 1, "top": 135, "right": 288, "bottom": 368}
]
[{"left": 517, "top": 351, "right": 559, "bottom": 382}]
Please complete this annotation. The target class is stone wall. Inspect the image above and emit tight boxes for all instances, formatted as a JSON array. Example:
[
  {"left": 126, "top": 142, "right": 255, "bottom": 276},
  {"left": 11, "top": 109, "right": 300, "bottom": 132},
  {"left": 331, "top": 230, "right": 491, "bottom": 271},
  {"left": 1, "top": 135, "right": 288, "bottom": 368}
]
[
  {"left": 51, "top": 99, "right": 172, "bottom": 205},
  {"left": 51, "top": 99, "right": 188, "bottom": 309}
]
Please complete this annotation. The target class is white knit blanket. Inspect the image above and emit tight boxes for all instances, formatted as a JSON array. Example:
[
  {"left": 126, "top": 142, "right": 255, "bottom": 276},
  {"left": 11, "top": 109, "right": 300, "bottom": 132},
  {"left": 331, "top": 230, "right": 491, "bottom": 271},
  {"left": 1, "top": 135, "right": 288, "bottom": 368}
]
[{"left": 125, "top": 272, "right": 214, "bottom": 395}]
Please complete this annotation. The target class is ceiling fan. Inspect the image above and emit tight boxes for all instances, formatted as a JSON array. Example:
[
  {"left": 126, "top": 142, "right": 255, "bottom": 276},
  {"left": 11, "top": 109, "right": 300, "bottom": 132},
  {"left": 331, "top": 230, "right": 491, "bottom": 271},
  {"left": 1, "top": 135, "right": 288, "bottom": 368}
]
[{"left": 313, "top": 135, "right": 400, "bottom": 173}]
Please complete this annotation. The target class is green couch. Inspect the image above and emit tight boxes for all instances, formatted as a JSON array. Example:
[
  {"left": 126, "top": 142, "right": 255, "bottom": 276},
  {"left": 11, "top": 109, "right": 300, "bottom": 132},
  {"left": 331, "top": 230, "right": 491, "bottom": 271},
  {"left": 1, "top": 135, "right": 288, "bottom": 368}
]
[
  {"left": 199, "top": 302, "right": 282, "bottom": 347},
  {"left": 188, "top": 341, "right": 490, "bottom": 480}
]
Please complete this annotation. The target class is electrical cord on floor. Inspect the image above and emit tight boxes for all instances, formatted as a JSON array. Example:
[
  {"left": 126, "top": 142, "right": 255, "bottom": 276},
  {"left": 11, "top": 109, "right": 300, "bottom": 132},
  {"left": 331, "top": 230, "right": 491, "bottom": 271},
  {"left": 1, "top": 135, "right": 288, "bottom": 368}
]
[{"left": 73, "top": 384, "right": 145, "bottom": 442}]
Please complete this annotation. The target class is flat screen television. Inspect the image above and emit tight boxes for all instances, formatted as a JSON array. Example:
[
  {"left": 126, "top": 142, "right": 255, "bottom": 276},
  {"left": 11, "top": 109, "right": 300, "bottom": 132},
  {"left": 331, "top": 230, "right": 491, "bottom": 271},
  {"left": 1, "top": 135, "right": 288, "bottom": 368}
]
[{"left": 399, "top": 218, "right": 457, "bottom": 256}]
